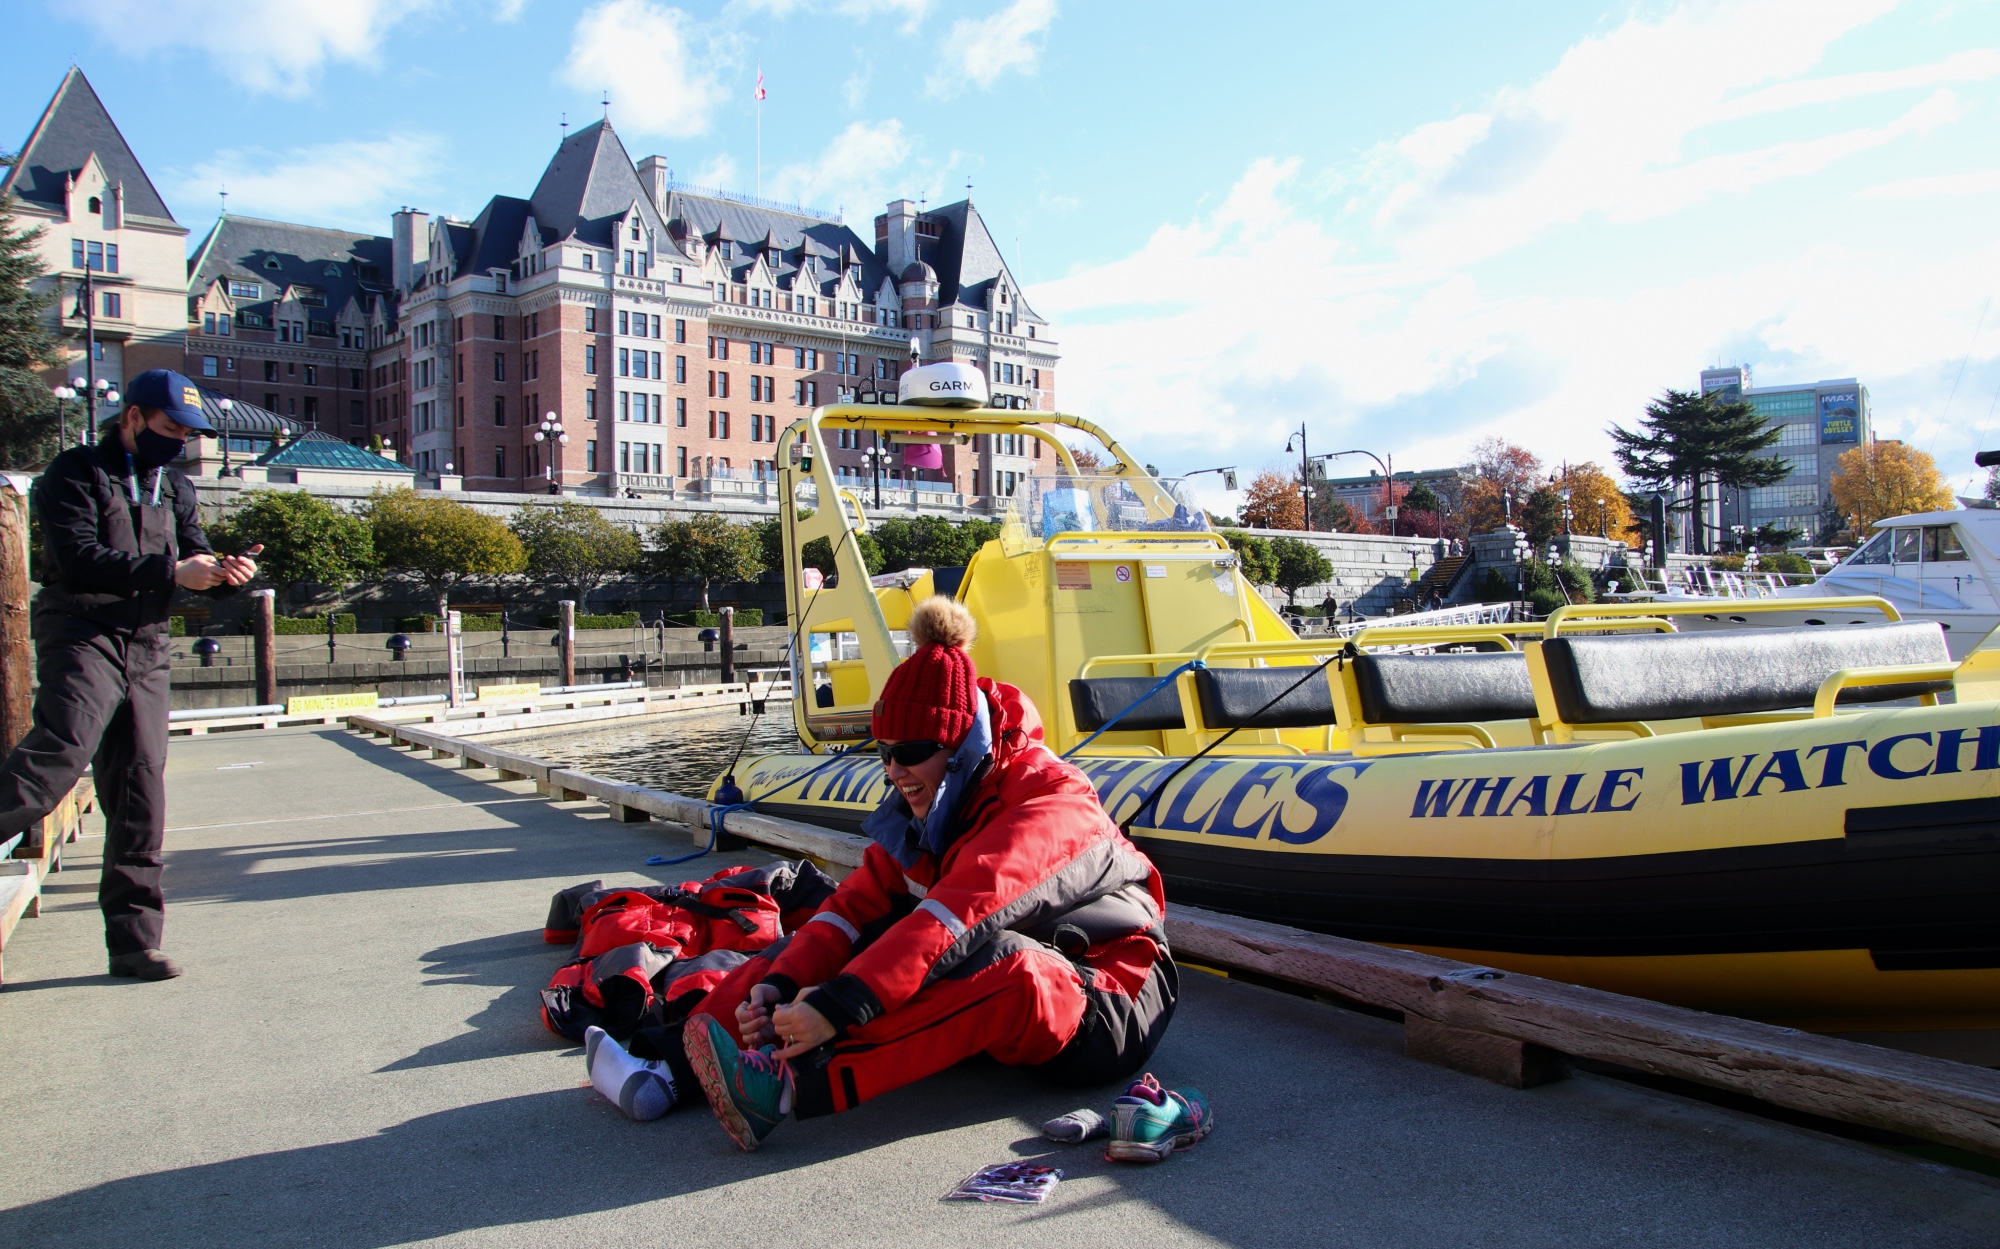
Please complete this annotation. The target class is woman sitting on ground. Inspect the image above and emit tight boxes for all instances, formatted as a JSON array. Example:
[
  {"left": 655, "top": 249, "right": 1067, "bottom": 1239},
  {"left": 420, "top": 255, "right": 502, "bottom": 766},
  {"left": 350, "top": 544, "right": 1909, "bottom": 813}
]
[{"left": 680, "top": 596, "right": 1178, "bottom": 1150}]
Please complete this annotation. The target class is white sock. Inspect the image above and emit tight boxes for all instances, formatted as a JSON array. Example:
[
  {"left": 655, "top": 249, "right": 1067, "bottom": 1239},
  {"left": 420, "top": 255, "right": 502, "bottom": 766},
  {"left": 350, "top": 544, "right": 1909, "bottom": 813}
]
[{"left": 584, "top": 1025, "right": 677, "bottom": 1121}]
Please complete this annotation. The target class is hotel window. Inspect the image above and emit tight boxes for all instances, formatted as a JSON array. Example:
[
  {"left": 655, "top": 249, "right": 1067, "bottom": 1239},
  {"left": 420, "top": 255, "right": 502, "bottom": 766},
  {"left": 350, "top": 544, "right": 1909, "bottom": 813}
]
[
  {"left": 649, "top": 315, "right": 661, "bottom": 338},
  {"left": 100, "top": 291, "right": 120, "bottom": 318},
  {"left": 677, "top": 446, "right": 688, "bottom": 476},
  {"left": 305, "top": 364, "right": 319, "bottom": 385},
  {"left": 457, "top": 397, "right": 465, "bottom": 426},
  {"left": 219, "top": 316, "right": 231, "bottom": 337},
  {"left": 675, "top": 318, "right": 686, "bottom": 343},
  {"left": 585, "top": 389, "right": 597, "bottom": 421},
  {"left": 650, "top": 351, "right": 661, "bottom": 378},
  {"left": 584, "top": 345, "right": 596, "bottom": 373},
  {"left": 586, "top": 440, "right": 598, "bottom": 472},
  {"left": 619, "top": 393, "right": 630, "bottom": 422},
  {"left": 618, "top": 348, "right": 630, "bottom": 377},
  {"left": 751, "top": 413, "right": 763, "bottom": 441},
  {"left": 676, "top": 398, "right": 687, "bottom": 427},
  {"left": 675, "top": 355, "right": 686, "bottom": 383},
  {"left": 495, "top": 445, "right": 507, "bottom": 477},
  {"left": 202, "top": 356, "right": 218, "bottom": 377},
  {"left": 583, "top": 253, "right": 594, "bottom": 271},
  {"left": 493, "top": 353, "right": 506, "bottom": 381},
  {"left": 493, "top": 397, "right": 506, "bottom": 426},
  {"left": 619, "top": 310, "right": 630, "bottom": 335}
]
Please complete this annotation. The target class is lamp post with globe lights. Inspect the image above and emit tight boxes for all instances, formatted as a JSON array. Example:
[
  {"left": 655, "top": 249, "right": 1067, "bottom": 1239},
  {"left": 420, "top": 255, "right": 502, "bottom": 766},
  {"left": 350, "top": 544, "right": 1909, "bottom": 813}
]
[
  {"left": 534, "top": 411, "right": 568, "bottom": 495},
  {"left": 51, "top": 383, "right": 77, "bottom": 448},
  {"left": 217, "top": 397, "right": 235, "bottom": 476}
]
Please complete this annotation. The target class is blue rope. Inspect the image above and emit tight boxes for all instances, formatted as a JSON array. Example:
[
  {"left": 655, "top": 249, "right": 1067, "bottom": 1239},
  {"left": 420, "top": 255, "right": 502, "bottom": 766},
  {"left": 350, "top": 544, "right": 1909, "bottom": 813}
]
[
  {"left": 1061, "top": 661, "right": 1202, "bottom": 760},
  {"left": 645, "top": 738, "right": 877, "bottom": 866}
]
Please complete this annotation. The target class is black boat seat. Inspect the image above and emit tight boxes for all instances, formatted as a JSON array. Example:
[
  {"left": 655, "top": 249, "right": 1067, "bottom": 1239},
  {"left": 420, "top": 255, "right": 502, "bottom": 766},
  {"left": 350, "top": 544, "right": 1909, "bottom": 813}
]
[
  {"left": 1352, "top": 652, "right": 1538, "bottom": 724},
  {"left": 1069, "top": 676, "right": 1188, "bottom": 732},
  {"left": 1538, "top": 622, "right": 1952, "bottom": 724},
  {"left": 1194, "top": 666, "right": 1340, "bottom": 729}
]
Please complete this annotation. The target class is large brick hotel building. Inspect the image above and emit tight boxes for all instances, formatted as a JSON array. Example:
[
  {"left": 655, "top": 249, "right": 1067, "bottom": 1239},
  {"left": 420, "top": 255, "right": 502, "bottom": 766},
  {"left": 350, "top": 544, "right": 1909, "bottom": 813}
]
[{"left": 8, "top": 68, "right": 1060, "bottom": 499}]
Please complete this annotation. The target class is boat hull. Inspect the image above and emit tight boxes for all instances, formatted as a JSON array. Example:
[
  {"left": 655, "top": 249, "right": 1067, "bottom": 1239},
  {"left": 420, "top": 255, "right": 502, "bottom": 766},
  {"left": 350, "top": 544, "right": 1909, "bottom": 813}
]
[{"left": 730, "top": 699, "right": 2000, "bottom": 1028}]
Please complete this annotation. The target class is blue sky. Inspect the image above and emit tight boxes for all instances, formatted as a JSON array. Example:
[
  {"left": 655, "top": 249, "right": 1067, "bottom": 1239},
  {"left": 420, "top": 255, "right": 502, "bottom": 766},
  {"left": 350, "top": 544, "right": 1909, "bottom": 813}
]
[{"left": 9, "top": 0, "right": 2000, "bottom": 501}]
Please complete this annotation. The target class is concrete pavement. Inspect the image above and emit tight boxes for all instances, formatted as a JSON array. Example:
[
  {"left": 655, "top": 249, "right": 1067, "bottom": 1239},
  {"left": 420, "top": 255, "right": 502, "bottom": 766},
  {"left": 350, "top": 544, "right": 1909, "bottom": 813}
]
[{"left": 3, "top": 725, "right": 1999, "bottom": 1248}]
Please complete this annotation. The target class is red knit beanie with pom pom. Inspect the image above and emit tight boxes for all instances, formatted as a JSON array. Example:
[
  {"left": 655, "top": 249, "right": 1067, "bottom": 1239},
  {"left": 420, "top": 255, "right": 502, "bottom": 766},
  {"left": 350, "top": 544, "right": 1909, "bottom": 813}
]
[{"left": 873, "top": 596, "right": 980, "bottom": 747}]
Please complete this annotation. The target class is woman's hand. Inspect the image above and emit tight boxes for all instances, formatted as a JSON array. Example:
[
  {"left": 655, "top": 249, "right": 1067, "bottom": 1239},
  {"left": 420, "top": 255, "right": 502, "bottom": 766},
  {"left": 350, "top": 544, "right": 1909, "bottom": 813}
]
[
  {"left": 735, "top": 982, "right": 783, "bottom": 1048},
  {"left": 770, "top": 997, "right": 836, "bottom": 1060}
]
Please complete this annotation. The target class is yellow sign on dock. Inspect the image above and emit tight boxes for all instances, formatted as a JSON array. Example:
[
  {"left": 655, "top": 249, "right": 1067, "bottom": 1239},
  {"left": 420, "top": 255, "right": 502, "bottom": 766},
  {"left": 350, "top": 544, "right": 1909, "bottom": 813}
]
[
  {"left": 478, "top": 682, "right": 542, "bottom": 702},
  {"left": 286, "top": 692, "right": 380, "bottom": 715}
]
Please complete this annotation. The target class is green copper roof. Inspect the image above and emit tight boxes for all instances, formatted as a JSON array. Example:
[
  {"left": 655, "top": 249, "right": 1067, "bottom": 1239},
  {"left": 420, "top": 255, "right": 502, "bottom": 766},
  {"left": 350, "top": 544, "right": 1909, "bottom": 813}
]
[{"left": 257, "top": 431, "right": 414, "bottom": 473}]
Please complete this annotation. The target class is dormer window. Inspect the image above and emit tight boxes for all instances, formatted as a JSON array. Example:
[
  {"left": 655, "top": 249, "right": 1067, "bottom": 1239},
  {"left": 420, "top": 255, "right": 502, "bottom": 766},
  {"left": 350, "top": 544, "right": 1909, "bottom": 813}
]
[
  {"left": 87, "top": 196, "right": 101, "bottom": 213},
  {"left": 630, "top": 223, "right": 641, "bottom": 242},
  {"left": 264, "top": 257, "right": 281, "bottom": 270}
]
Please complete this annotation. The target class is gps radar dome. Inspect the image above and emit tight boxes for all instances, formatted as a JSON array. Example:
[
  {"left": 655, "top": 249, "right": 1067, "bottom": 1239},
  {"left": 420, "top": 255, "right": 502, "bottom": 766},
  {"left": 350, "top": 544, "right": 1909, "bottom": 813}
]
[{"left": 898, "top": 360, "right": 989, "bottom": 408}]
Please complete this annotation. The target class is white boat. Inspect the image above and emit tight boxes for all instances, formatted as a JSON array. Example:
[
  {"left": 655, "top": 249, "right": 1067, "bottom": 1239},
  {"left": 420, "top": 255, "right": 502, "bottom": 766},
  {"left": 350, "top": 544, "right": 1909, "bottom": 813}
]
[{"left": 1616, "top": 509, "right": 2000, "bottom": 658}]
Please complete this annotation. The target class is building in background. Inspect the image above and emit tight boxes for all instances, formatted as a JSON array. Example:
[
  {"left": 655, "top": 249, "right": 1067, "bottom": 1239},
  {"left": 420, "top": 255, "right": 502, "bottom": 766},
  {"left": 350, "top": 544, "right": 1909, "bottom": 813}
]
[
  {"left": 369, "top": 120, "right": 1059, "bottom": 497},
  {"left": 4, "top": 67, "right": 1060, "bottom": 501},
  {"left": 185, "top": 215, "right": 394, "bottom": 462},
  {"left": 0, "top": 67, "right": 189, "bottom": 430},
  {"left": 1699, "top": 365, "right": 1869, "bottom": 545}
]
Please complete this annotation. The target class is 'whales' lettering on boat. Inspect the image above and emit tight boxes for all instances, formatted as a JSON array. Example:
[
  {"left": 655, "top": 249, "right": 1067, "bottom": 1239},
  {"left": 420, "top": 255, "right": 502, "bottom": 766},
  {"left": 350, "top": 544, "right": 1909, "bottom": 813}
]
[
  {"left": 1080, "top": 757, "right": 1370, "bottom": 844},
  {"left": 1410, "top": 770, "right": 1641, "bottom": 818},
  {"left": 1678, "top": 725, "right": 2000, "bottom": 803}
]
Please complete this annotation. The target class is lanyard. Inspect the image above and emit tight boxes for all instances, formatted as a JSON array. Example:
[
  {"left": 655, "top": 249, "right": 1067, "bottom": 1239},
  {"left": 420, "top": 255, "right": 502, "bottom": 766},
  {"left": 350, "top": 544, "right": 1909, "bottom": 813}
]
[{"left": 123, "top": 451, "right": 161, "bottom": 506}]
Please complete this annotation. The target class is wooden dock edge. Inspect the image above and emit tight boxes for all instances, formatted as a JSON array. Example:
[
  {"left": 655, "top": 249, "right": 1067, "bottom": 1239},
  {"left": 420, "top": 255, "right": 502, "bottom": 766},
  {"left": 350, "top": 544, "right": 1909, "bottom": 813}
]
[
  {"left": 1165, "top": 904, "right": 2000, "bottom": 1159},
  {"left": 1, "top": 776, "right": 96, "bottom": 984},
  {"left": 350, "top": 714, "right": 2000, "bottom": 1161}
]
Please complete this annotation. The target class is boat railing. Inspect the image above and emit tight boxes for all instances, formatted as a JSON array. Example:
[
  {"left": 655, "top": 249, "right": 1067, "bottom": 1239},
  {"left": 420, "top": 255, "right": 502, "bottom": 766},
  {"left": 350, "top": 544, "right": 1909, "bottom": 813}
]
[{"left": 1542, "top": 596, "right": 1900, "bottom": 636}]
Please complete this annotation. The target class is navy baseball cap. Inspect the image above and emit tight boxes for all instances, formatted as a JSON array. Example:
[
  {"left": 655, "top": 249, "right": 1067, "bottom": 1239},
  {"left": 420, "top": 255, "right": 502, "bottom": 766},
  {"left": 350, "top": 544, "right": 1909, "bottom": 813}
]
[{"left": 122, "top": 369, "right": 216, "bottom": 433}]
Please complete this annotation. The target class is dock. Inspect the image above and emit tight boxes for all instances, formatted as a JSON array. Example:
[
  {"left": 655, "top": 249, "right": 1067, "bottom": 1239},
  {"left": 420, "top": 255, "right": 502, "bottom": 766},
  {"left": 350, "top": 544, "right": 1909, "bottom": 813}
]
[{"left": 4, "top": 723, "right": 1999, "bottom": 1247}]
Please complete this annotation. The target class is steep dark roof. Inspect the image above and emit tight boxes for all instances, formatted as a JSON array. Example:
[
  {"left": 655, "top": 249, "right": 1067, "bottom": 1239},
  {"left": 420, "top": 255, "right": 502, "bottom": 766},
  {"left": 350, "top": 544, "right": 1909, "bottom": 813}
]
[
  {"left": 2, "top": 67, "right": 175, "bottom": 222},
  {"left": 456, "top": 196, "right": 529, "bottom": 277},
  {"left": 667, "top": 190, "right": 887, "bottom": 296},
  {"left": 525, "top": 121, "right": 669, "bottom": 249},
  {"left": 187, "top": 215, "right": 391, "bottom": 318},
  {"left": 915, "top": 200, "right": 1042, "bottom": 322},
  {"left": 257, "top": 430, "right": 414, "bottom": 473}
]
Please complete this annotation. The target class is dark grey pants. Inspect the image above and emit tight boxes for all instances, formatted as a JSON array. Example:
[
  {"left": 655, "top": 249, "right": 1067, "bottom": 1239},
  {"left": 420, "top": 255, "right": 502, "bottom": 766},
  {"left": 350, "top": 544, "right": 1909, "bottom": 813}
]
[{"left": 0, "top": 610, "right": 172, "bottom": 955}]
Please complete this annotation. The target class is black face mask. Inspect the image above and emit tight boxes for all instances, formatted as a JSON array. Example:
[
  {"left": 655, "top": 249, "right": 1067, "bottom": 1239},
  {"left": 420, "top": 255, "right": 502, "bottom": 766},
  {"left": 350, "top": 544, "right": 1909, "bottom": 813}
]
[{"left": 132, "top": 428, "right": 187, "bottom": 470}]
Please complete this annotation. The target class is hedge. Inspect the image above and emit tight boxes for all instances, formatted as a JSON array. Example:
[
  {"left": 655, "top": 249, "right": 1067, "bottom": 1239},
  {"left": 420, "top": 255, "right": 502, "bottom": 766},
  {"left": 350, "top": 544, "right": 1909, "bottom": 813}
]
[
  {"left": 458, "top": 614, "right": 504, "bottom": 631},
  {"left": 673, "top": 609, "right": 764, "bottom": 628},
  {"left": 394, "top": 615, "right": 438, "bottom": 634},
  {"left": 537, "top": 611, "right": 641, "bottom": 630},
  {"left": 274, "top": 614, "right": 358, "bottom": 635},
  {"left": 167, "top": 616, "right": 186, "bottom": 637}
]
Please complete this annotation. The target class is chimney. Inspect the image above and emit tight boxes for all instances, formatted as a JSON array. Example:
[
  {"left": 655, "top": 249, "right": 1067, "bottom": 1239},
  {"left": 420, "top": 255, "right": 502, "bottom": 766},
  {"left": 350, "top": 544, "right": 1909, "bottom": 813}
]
[
  {"left": 391, "top": 208, "right": 429, "bottom": 291},
  {"left": 881, "top": 199, "right": 919, "bottom": 274},
  {"left": 636, "top": 156, "right": 671, "bottom": 215}
]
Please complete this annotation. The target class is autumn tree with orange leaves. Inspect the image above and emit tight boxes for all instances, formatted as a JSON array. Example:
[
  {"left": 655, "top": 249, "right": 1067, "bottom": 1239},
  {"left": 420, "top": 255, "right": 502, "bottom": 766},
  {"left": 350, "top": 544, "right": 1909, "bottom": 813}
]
[
  {"left": 1459, "top": 438, "right": 1544, "bottom": 534},
  {"left": 1239, "top": 470, "right": 1305, "bottom": 530}
]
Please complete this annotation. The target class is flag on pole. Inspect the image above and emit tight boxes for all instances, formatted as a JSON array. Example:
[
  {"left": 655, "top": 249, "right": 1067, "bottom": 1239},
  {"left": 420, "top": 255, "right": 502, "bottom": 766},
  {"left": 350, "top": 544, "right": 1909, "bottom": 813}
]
[{"left": 755, "top": 70, "right": 766, "bottom": 101}]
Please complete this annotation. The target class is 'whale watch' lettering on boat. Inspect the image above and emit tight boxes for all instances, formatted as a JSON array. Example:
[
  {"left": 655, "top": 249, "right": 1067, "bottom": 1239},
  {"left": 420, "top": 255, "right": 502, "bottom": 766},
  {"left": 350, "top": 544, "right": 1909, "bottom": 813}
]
[
  {"left": 1679, "top": 724, "right": 2000, "bottom": 803},
  {"left": 1410, "top": 770, "right": 1642, "bottom": 818}
]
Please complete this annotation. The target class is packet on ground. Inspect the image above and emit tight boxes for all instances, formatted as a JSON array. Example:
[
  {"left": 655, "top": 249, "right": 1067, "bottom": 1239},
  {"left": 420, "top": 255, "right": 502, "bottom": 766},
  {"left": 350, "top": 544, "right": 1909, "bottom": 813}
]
[{"left": 945, "top": 1163, "right": 1063, "bottom": 1204}]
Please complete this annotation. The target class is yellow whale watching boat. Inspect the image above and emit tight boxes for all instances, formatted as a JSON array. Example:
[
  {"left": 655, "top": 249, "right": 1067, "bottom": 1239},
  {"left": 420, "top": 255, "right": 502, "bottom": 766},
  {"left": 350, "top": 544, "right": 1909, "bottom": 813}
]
[{"left": 720, "top": 368, "right": 2000, "bottom": 1032}]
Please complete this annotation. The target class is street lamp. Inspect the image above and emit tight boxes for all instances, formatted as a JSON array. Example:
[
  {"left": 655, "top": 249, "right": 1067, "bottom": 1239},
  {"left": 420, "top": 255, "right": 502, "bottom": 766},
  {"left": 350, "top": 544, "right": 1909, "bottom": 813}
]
[
  {"left": 859, "top": 433, "right": 893, "bottom": 509},
  {"left": 217, "top": 397, "right": 235, "bottom": 476},
  {"left": 1325, "top": 449, "right": 1396, "bottom": 536},
  {"left": 1512, "top": 529, "right": 1531, "bottom": 618},
  {"left": 534, "top": 410, "right": 568, "bottom": 494},
  {"left": 1283, "top": 426, "right": 1312, "bottom": 532},
  {"left": 51, "top": 383, "right": 76, "bottom": 448}
]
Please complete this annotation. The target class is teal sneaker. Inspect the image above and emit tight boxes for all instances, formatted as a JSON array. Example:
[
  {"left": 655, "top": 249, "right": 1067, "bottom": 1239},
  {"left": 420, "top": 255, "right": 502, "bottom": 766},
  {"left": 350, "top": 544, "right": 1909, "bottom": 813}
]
[
  {"left": 1106, "top": 1073, "right": 1211, "bottom": 1163},
  {"left": 683, "top": 1014, "right": 792, "bottom": 1151}
]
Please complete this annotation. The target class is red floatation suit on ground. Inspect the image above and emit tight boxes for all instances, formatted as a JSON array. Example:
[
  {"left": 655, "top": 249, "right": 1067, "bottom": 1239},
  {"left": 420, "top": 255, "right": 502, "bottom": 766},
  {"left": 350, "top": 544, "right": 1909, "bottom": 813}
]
[{"left": 694, "top": 677, "right": 1178, "bottom": 1118}]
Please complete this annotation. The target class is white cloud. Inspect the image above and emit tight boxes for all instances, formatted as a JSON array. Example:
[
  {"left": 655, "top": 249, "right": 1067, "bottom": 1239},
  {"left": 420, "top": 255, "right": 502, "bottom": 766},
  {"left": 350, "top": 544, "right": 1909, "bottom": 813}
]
[
  {"left": 768, "top": 119, "right": 911, "bottom": 213},
  {"left": 927, "top": 0, "right": 1056, "bottom": 97},
  {"left": 60, "top": 0, "right": 421, "bottom": 95},
  {"left": 690, "top": 153, "right": 742, "bottom": 190},
  {"left": 561, "top": 0, "right": 723, "bottom": 139},
  {"left": 169, "top": 135, "right": 448, "bottom": 234},
  {"left": 735, "top": 0, "right": 930, "bottom": 14},
  {"left": 1031, "top": 2, "right": 2000, "bottom": 485},
  {"left": 1716, "top": 47, "right": 2000, "bottom": 119},
  {"left": 1859, "top": 169, "right": 2000, "bottom": 198}
]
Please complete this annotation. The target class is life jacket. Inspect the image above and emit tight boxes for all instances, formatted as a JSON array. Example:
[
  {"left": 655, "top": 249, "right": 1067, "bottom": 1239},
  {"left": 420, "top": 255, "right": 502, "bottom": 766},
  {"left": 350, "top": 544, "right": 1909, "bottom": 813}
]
[{"left": 538, "top": 860, "right": 839, "bottom": 1042}]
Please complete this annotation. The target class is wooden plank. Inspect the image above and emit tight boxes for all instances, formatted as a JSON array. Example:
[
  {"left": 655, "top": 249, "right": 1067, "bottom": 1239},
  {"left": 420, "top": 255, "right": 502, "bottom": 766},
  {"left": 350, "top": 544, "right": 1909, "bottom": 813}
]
[
  {"left": 1405, "top": 1015, "right": 1567, "bottom": 1089},
  {"left": 1165, "top": 904, "right": 2000, "bottom": 1159}
]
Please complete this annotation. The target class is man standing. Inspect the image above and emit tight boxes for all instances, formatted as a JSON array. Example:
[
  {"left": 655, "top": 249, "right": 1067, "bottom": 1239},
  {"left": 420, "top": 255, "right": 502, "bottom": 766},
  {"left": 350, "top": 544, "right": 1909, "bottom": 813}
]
[{"left": 0, "top": 370, "right": 258, "bottom": 980}]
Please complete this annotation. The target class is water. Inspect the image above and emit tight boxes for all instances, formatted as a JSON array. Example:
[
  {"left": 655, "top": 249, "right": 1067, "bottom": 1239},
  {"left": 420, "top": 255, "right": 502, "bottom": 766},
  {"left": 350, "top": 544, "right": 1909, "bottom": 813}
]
[{"left": 498, "top": 708, "right": 803, "bottom": 796}]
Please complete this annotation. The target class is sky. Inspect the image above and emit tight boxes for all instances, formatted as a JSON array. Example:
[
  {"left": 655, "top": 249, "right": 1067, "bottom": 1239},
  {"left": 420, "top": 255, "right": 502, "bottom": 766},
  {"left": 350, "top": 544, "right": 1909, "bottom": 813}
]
[{"left": 8, "top": 0, "right": 2000, "bottom": 508}]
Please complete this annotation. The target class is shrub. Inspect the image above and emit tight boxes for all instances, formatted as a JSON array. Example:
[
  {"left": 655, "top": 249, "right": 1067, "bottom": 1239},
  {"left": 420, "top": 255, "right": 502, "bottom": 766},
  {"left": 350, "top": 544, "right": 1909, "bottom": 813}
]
[
  {"left": 538, "top": 612, "right": 641, "bottom": 630},
  {"left": 274, "top": 613, "right": 358, "bottom": 635},
  {"left": 395, "top": 614, "right": 438, "bottom": 633},
  {"left": 458, "top": 614, "right": 504, "bottom": 631},
  {"left": 167, "top": 616, "right": 186, "bottom": 637}
]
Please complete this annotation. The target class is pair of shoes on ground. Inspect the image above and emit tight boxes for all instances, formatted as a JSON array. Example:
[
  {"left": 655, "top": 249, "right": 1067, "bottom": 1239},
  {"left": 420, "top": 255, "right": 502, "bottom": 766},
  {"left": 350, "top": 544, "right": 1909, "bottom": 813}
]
[
  {"left": 1044, "top": 1073, "right": 1212, "bottom": 1163},
  {"left": 108, "top": 950, "right": 181, "bottom": 980}
]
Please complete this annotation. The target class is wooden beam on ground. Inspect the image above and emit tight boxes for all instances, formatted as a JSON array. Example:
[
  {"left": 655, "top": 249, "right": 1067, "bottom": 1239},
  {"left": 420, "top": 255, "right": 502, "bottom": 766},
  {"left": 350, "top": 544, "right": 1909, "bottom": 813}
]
[{"left": 1165, "top": 904, "right": 2000, "bottom": 1159}]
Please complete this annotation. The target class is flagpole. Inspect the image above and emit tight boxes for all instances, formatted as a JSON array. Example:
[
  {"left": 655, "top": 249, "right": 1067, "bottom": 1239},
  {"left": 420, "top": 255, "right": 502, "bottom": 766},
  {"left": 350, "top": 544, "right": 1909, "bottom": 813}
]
[{"left": 755, "top": 65, "right": 763, "bottom": 199}]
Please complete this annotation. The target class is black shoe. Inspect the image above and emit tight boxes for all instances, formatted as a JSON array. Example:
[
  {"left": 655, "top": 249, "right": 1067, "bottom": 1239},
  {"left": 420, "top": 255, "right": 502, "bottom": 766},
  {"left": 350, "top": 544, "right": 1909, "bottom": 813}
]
[{"left": 108, "top": 950, "right": 183, "bottom": 980}]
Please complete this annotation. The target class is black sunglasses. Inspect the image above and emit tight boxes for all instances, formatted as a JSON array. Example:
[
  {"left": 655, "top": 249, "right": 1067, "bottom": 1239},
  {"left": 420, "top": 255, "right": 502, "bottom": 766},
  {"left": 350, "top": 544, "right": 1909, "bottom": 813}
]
[{"left": 877, "top": 740, "right": 946, "bottom": 767}]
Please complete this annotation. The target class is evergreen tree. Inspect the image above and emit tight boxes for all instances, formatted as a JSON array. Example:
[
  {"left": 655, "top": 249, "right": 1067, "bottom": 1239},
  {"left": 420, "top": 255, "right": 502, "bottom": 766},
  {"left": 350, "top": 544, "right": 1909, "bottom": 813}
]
[
  {"left": 1609, "top": 388, "right": 1786, "bottom": 554},
  {"left": 0, "top": 192, "right": 65, "bottom": 467}
]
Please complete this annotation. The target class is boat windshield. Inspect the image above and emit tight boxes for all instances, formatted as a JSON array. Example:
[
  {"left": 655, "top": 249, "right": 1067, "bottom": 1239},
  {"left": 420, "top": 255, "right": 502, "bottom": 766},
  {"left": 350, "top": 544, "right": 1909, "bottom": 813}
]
[
  {"left": 1845, "top": 532, "right": 1892, "bottom": 566},
  {"left": 1844, "top": 525, "right": 1970, "bottom": 567},
  {"left": 999, "top": 474, "right": 1209, "bottom": 552}
]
